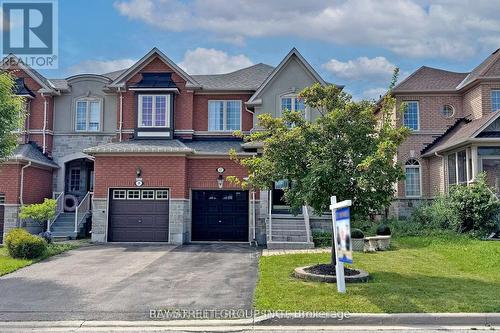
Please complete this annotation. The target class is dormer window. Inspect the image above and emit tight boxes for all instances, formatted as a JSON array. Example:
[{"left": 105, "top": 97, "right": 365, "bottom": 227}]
[
  {"left": 75, "top": 98, "right": 101, "bottom": 132},
  {"left": 138, "top": 94, "right": 170, "bottom": 128}
]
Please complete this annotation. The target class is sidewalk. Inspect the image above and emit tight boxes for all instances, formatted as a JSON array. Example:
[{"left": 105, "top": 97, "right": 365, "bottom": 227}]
[{"left": 262, "top": 248, "right": 330, "bottom": 256}]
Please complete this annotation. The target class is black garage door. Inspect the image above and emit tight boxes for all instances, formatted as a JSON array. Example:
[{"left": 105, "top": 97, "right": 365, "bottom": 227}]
[
  {"left": 108, "top": 189, "right": 169, "bottom": 242},
  {"left": 192, "top": 190, "right": 248, "bottom": 242}
]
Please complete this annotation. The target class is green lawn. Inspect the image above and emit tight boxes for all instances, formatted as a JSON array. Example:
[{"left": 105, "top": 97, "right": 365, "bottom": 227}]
[
  {"left": 255, "top": 236, "right": 500, "bottom": 313},
  {"left": 0, "top": 243, "right": 78, "bottom": 276}
]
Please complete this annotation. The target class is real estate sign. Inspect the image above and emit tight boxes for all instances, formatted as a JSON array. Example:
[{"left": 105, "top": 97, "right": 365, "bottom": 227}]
[{"left": 335, "top": 207, "right": 353, "bottom": 264}]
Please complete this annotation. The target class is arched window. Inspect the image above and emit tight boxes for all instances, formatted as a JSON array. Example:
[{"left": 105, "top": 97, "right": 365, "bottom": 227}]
[
  {"left": 405, "top": 159, "right": 421, "bottom": 197},
  {"left": 441, "top": 105, "right": 454, "bottom": 118}
]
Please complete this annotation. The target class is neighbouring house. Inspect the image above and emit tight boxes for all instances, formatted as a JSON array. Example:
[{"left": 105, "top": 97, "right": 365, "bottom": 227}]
[
  {"left": 389, "top": 48, "right": 500, "bottom": 218},
  {"left": 0, "top": 47, "right": 335, "bottom": 249}
]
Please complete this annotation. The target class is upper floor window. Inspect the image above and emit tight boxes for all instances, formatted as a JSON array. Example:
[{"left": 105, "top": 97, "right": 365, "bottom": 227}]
[
  {"left": 208, "top": 100, "right": 241, "bottom": 131},
  {"left": 76, "top": 98, "right": 101, "bottom": 132},
  {"left": 281, "top": 96, "right": 305, "bottom": 113},
  {"left": 440, "top": 105, "right": 454, "bottom": 118},
  {"left": 405, "top": 159, "right": 421, "bottom": 197},
  {"left": 138, "top": 94, "right": 170, "bottom": 128},
  {"left": 492, "top": 90, "right": 500, "bottom": 112},
  {"left": 403, "top": 101, "right": 419, "bottom": 131}
]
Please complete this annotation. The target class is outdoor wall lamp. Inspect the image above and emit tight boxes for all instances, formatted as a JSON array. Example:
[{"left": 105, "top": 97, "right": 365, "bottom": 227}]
[{"left": 136, "top": 168, "right": 142, "bottom": 177}]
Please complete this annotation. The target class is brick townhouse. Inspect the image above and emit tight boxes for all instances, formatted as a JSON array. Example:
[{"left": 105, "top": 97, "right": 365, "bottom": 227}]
[
  {"left": 3, "top": 47, "right": 500, "bottom": 247},
  {"left": 390, "top": 48, "right": 500, "bottom": 217},
  {"left": 0, "top": 47, "right": 334, "bottom": 249}
]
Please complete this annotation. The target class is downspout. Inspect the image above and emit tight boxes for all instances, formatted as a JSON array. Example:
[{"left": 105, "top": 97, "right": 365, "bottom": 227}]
[
  {"left": 42, "top": 94, "right": 48, "bottom": 154},
  {"left": 118, "top": 88, "right": 124, "bottom": 142},
  {"left": 19, "top": 161, "right": 32, "bottom": 206}
]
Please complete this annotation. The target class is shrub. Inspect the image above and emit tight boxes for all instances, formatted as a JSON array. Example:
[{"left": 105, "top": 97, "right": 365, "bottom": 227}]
[
  {"left": 351, "top": 228, "right": 364, "bottom": 239},
  {"left": 448, "top": 173, "right": 500, "bottom": 236},
  {"left": 19, "top": 199, "right": 57, "bottom": 231},
  {"left": 4, "top": 228, "right": 47, "bottom": 259},
  {"left": 376, "top": 224, "right": 391, "bottom": 236},
  {"left": 312, "top": 231, "right": 332, "bottom": 248}
]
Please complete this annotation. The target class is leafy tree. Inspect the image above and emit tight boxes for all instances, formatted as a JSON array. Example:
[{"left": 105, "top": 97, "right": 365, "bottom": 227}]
[
  {"left": 19, "top": 199, "right": 57, "bottom": 231},
  {"left": 0, "top": 71, "right": 25, "bottom": 159},
  {"left": 229, "top": 71, "right": 409, "bottom": 265}
]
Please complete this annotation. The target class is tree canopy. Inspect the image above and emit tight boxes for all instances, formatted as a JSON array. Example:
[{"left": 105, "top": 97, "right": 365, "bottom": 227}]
[
  {"left": 0, "top": 71, "right": 25, "bottom": 159},
  {"left": 230, "top": 72, "right": 409, "bottom": 220}
]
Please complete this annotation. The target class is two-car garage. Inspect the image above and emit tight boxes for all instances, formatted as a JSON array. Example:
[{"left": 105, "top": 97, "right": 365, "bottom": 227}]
[{"left": 107, "top": 188, "right": 249, "bottom": 243}]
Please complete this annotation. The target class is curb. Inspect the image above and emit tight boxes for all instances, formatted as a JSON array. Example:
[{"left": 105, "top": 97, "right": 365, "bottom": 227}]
[
  {"left": 0, "top": 313, "right": 497, "bottom": 329},
  {"left": 257, "top": 312, "right": 500, "bottom": 326}
]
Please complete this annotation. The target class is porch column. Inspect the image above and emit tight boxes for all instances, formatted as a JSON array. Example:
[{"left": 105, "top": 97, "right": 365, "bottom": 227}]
[{"left": 471, "top": 146, "right": 479, "bottom": 181}]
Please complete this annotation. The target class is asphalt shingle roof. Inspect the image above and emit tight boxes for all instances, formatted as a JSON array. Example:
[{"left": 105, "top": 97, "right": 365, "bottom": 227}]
[
  {"left": 191, "top": 63, "right": 275, "bottom": 90},
  {"left": 11, "top": 143, "right": 58, "bottom": 167},
  {"left": 421, "top": 112, "right": 500, "bottom": 155},
  {"left": 182, "top": 140, "right": 245, "bottom": 154},
  {"left": 456, "top": 49, "right": 500, "bottom": 90},
  {"left": 84, "top": 139, "right": 248, "bottom": 155},
  {"left": 393, "top": 66, "right": 468, "bottom": 92},
  {"left": 84, "top": 140, "right": 192, "bottom": 154}
]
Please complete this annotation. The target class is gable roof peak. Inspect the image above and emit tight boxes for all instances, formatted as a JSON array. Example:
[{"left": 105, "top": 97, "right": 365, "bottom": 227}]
[
  {"left": 109, "top": 47, "right": 201, "bottom": 89},
  {"left": 246, "top": 47, "right": 327, "bottom": 105}
]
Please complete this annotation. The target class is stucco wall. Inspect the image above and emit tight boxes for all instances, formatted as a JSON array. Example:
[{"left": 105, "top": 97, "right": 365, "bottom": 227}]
[{"left": 53, "top": 76, "right": 117, "bottom": 134}]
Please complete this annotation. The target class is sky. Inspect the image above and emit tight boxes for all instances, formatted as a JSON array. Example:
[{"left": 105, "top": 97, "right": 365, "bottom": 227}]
[{"left": 27, "top": 0, "right": 500, "bottom": 100}]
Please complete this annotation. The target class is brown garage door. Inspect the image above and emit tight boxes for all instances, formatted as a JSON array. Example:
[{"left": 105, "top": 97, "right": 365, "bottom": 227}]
[{"left": 108, "top": 189, "right": 169, "bottom": 242}]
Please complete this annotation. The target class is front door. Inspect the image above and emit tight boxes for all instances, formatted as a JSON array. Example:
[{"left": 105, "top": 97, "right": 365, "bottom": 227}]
[{"left": 192, "top": 190, "right": 249, "bottom": 242}]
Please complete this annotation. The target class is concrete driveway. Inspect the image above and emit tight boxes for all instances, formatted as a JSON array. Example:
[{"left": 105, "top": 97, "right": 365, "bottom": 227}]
[{"left": 0, "top": 243, "right": 259, "bottom": 321}]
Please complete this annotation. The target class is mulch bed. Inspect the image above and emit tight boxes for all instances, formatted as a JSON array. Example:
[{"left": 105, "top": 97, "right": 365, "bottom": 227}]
[{"left": 304, "top": 264, "right": 360, "bottom": 277}]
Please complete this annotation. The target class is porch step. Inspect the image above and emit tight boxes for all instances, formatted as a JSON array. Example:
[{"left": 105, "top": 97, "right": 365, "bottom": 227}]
[
  {"left": 50, "top": 212, "right": 78, "bottom": 239},
  {"left": 267, "top": 214, "right": 313, "bottom": 249}
]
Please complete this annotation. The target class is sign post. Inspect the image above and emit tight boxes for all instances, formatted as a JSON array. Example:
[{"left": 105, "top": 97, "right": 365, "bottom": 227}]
[{"left": 329, "top": 195, "right": 352, "bottom": 293}]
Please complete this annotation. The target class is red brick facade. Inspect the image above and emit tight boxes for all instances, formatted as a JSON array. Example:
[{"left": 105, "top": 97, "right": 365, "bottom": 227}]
[
  {"left": 193, "top": 94, "right": 253, "bottom": 132},
  {"left": 0, "top": 163, "right": 52, "bottom": 205},
  {"left": 93, "top": 155, "right": 248, "bottom": 200}
]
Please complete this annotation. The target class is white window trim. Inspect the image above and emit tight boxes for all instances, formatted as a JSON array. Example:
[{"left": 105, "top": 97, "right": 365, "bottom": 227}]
[
  {"left": 113, "top": 190, "right": 126, "bottom": 200},
  {"left": 491, "top": 90, "right": 500, "bottom": 112},
  {"left": 447, "top": 150, "right": 468, "bottom": 188},
  {"left": 208, "top": 100, "right": 242, "bottom": 132},
  {"left": 441, "top": 104, "right": 455, "bottom": 118},
  {"left": 141, "top": 190, "right": 155, "bottom": 200},
  {"left": 75, "top": 98, "right": 102, "bottom": 132},
  {"left": 405, "top": 162, "right": 422, "bottom": 198},
  {"left": 155, "top": 190, "right": 169, "bottom": 200},
  {"left": 403, "top": 101, "right": 420, "bottom": 131},
  {"left": 127, "top": 190, "right": 141, "bottom": 200},
  {"left": 69, "top": 167, "right": 81, "bottom": 192},
  {"left": 138, "top": 94, "right": 171, "bottom": 128}
]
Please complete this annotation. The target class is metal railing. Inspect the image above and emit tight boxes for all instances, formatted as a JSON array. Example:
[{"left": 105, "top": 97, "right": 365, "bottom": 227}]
[
  {"left": 74, "top": 192, "right": 92, "bottom": 233},
  {"left": 49, "top": 192, "right": 64, "bottom": 233}
]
